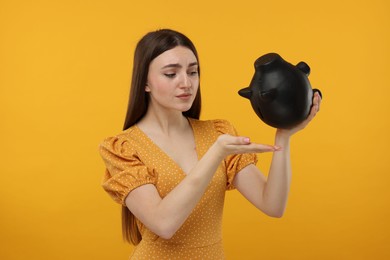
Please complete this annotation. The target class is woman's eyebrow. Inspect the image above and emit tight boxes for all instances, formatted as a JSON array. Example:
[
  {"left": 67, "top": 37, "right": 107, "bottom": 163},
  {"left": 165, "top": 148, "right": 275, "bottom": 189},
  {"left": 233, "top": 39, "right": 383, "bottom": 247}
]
[
  {"left": 161, "top": 62, "right": 198, "bottom": 69},
  {"left": 188, "top": 62, "right": 198, "bottom": 67}
]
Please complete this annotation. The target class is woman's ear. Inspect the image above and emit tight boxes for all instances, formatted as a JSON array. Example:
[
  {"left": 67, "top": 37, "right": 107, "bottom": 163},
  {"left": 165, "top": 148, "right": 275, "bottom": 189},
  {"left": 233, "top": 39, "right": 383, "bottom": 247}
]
[{"left": 145, "top": 83, "right": 151, "bottom": 92}]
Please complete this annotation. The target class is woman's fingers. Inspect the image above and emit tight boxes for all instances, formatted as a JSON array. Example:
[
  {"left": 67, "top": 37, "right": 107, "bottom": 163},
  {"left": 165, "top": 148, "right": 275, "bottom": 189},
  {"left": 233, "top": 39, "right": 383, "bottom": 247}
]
[
  {"left": 314, "top": 91, "right": 321, "bottom": 111},
  {"left": 217, "top": 134, "right": 249, "bottom": 145},
  {"left": 217, "top": 134, "right": 280, "bottom": 154},
  {"left": 228, "top": 143, "right": 279, "bottom": 154},
  {"left": 310, "top": 91, "right": 321, "bottom": 115},
  {"left": 306, "top": 92, "right": 321, "bottom": 122},
  {"left": 290, "top": 92, "right": 322, "bottom": 132},
  {"left": 242, "top": 143, "right": 282, "bottom": 153}
]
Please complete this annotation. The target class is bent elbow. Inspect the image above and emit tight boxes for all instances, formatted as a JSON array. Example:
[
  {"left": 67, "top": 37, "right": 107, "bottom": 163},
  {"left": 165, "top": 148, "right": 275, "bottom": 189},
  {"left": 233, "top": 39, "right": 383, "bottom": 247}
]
[
  {"left": 265, "top": 208, "right": 285, "bottom": 218},
  {"left": 155, "top": 224, "right": 178, "bottom": 240},
  {"left": 158, "top": 230, "right": 175, "bottom": 240},
  {"left": 270, "top": 212, "right": 284, "bottom": 218}
]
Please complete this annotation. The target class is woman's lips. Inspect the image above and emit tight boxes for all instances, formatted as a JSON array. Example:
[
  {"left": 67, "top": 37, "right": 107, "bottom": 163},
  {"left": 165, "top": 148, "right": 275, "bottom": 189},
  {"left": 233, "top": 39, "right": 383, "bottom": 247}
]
[{"left": 176, "top": 93, "right": 192, "bottom": 99}]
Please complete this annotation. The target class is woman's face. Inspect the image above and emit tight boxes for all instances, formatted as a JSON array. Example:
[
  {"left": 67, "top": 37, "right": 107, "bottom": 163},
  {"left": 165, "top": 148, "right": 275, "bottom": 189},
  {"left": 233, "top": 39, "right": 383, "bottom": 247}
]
[{"left": 146, "top": 46, "right": 199, "bottom": 114}]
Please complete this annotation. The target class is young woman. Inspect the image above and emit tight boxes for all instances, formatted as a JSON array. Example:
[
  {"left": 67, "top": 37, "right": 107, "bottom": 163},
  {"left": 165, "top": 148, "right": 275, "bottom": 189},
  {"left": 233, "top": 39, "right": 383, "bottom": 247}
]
[{"left": 99, "top": 29, "right": 321, "bottom": 259}]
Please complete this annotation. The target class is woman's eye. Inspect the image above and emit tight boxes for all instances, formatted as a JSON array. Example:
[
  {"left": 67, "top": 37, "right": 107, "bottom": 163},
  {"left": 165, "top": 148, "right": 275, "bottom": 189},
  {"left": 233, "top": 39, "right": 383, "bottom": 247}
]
[
  {"left": 164, "top": 73, "right": 176, "bottom": 78},
  {"left": 189, "top": 71, "right": 198, "bottom": 76}
]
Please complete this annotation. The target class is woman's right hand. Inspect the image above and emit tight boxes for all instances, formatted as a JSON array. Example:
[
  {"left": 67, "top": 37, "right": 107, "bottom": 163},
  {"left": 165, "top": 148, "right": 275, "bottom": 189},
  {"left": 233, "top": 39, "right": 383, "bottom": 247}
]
[{"left": 213, "top": 134, "right": 280, "bottom": 159}]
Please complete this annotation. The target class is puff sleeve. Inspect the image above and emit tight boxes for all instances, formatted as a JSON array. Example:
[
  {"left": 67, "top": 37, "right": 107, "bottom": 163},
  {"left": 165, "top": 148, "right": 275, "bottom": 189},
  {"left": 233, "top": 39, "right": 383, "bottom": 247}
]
[
  {"left": 213, "top": 119, "right": 258, "bottom": 190},
  {"left": 99, "top": 135, "right": 157, "bottom": 205}
]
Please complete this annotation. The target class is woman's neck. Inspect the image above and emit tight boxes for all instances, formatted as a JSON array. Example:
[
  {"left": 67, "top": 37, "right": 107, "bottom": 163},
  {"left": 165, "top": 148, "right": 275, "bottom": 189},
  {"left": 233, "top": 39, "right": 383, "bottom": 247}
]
[{"left": 137, "top": 104, "right": 189, "bottom": 137}]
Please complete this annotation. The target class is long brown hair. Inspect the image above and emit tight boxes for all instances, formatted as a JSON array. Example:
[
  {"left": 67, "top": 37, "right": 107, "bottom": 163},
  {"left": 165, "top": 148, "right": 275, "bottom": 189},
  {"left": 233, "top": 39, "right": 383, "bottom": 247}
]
[{"left": 122, "top": 29, "right": 202, "bottom": 245}]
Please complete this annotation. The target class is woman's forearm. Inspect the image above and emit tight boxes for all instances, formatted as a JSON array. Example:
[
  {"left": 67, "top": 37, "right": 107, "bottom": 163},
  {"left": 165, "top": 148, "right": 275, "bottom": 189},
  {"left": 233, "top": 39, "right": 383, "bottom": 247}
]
[
  {"left": 149, "top": 143, "right": 225, "bottom": 239},
  {"left": 262, "top": 132, "right": 292, "bottom": 217}
]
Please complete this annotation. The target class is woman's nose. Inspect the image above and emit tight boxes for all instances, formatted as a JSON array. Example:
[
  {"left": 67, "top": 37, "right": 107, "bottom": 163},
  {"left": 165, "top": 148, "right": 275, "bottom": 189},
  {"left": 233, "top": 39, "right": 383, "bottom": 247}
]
[{"left": 179, "top": 73, "right": 192, "bottom": 88}]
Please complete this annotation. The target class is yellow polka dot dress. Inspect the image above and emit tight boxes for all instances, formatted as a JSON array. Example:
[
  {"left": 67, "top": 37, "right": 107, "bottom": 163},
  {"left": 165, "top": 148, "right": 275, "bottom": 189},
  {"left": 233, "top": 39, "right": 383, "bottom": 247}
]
[{"left": 99, "top": 119, "right": 257, "bottom": 259}]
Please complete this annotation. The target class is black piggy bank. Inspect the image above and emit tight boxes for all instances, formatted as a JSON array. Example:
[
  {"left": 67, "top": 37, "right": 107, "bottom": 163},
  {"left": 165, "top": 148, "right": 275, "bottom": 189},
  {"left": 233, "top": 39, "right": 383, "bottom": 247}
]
[{"left": 238, "top": 53, "right": 322, "bottom": 129}]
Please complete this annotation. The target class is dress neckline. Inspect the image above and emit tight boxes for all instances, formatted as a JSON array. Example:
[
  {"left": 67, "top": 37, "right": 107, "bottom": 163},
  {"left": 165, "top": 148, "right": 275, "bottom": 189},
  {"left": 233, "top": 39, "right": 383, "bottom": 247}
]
[{"left": 133, "top": 118, "right": 199, "bottom": 175}]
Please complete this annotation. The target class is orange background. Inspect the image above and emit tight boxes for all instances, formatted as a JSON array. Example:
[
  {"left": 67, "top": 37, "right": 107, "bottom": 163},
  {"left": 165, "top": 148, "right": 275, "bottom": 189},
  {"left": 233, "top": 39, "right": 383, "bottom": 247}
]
[{"left": 1, "top": 0, "right": 389, "bottom": 259}]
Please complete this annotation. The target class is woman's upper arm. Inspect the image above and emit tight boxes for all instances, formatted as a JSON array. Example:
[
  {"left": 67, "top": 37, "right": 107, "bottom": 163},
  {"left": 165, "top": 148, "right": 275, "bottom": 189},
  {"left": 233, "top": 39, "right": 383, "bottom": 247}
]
[{"left": 233, "top": 164, "right": 267, "bottom": 210}]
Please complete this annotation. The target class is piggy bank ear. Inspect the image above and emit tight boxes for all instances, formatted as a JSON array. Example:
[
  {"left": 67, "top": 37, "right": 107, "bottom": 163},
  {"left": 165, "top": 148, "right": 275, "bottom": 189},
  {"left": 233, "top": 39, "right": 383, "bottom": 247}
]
[{"left": 296, "top": 61, "right": 310, "bottom": 76}]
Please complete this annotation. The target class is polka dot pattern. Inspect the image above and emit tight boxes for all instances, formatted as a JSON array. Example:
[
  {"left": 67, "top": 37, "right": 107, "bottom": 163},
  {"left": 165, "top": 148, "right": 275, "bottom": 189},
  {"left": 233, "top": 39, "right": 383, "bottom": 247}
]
[{"left": 99, "top": 119, "right": 258, "bottom": 259}]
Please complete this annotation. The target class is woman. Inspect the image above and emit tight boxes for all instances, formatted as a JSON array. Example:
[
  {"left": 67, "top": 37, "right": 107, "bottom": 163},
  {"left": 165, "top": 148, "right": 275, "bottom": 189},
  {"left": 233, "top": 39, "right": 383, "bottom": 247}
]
[{"left": 99, "top": 29, "right": 321, "bottom": 259}]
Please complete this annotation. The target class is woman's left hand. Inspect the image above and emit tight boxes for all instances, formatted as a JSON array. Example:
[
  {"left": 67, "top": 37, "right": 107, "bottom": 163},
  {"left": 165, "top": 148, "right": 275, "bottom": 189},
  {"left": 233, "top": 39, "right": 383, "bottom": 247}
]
[{"left": 277, "top": 91, "right": 322, "bottom": 138}]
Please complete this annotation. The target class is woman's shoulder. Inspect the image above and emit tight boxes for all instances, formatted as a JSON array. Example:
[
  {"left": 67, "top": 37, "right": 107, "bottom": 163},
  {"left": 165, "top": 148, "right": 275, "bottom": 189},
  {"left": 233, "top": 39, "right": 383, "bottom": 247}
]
[
  {"left": 99, "top": 126, "right": 139, "bottom": 155},
  {"left": 189, "top": 118, "right": 236, "bottom": 134},
  {"left": 101, "top": 125, "right": 137, "bottom": 142}
]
